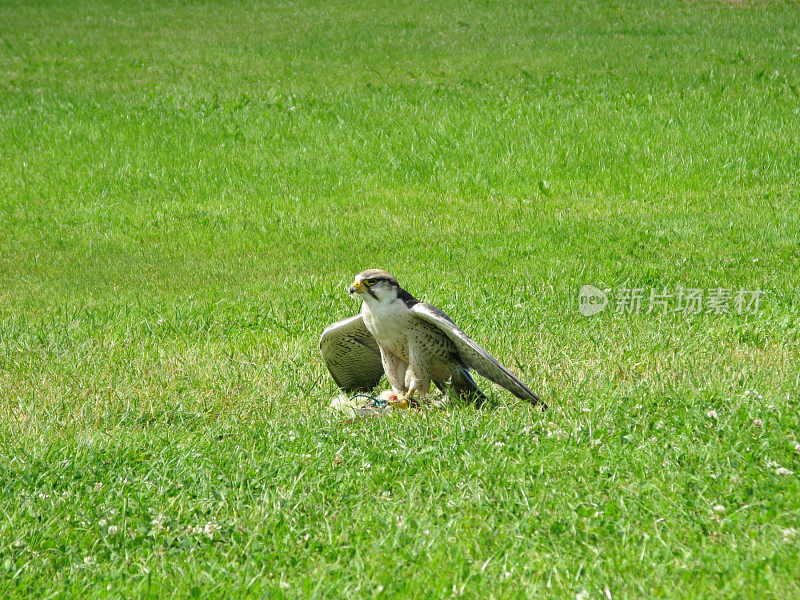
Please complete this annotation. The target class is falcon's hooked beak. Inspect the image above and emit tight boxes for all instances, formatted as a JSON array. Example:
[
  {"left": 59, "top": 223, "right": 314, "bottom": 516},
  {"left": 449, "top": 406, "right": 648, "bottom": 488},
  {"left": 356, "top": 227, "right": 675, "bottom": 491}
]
[{"left": 349, "top": 280, "right": 365, "bottom": 295}]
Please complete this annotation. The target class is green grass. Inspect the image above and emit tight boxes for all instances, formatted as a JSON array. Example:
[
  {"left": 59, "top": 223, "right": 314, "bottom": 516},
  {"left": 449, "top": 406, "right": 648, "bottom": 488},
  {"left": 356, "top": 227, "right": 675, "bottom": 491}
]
[{"left": 1, "top": 0, "right": 800, "bottom": 597}]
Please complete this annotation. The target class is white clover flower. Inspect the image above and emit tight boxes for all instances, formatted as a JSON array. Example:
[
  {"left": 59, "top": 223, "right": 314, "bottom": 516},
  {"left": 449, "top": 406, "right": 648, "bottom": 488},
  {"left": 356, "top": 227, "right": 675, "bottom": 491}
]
[
  {"left": 706, "top": 410, "right": 718, "bottom": 420},
  {"left": 94, "top": 482, "right": 103, "bottom": 492},
  {"left": 494, "top": 441, "right": 506, "bottom": 448},
  {"left": 712, "top": 504, "right": 726, "bottom": 513},
  {"left": 203, "top": 522, "right": 221, "bottom": 538},
  {"left": 776, "top": 467, "right": 794, "bottom": 476},
  {"left": 98, "top": 518, "right": 108, "bottom": 527},
  {"left": 108, "top": 525, "right": 118, "bottom": 535},
  {"left": 753, "top": 419, "right": 763, "bottom": 428}
]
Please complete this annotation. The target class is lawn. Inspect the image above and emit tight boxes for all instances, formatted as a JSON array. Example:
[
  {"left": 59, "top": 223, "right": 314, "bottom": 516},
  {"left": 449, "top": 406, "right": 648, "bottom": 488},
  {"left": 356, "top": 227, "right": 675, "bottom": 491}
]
[{"left": 1, "top": 0, "right": 799, "bottom": 597}]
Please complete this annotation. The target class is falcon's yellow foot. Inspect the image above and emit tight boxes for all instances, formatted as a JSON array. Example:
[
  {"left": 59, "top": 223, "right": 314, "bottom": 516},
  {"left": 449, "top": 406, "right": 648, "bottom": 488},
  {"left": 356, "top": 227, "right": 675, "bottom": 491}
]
[
  {"left": 391, "top": 392, "right": 424, "bottom": 411},
  {"left": 390, "top": 394, "right": 410, "bottom": 409},
  {"left": 390, "top": 391, "right": 419, "bottom": 410}
]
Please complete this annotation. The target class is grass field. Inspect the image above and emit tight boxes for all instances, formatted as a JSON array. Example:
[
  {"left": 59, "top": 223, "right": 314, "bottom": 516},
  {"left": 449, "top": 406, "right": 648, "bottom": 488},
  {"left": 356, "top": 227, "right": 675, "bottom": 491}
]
[{"left": 1, "top": 0, "right": 800, "bottom": 597}]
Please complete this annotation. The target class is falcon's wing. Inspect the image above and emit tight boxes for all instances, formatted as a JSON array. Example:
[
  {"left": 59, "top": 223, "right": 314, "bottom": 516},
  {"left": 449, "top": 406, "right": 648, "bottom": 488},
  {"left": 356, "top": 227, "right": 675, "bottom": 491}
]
[
  {"left": 410, "top": 303, "right": 543, "bottom": 407},
  {"left": 319, "top": 314, "right": 384, "bottom": 393}
]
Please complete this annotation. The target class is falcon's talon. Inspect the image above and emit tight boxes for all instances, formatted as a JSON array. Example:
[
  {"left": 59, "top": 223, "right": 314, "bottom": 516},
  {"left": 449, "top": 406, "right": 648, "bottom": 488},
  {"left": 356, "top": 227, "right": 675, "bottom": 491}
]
[
  {"left": 320, "top": 269, "right": 544, "bottom": 409},
  {"left": 391, "top": 398, "right": 409, "bottom": 409},
  {"left": 388, "top": 391, "right": 421, "bottom": 410}
]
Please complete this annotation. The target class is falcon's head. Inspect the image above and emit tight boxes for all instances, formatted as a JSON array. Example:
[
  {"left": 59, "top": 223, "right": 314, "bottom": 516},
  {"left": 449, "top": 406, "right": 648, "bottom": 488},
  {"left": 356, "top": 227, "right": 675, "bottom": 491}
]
[{"left": 349, "top": 269, "right": 400, "bottom": 304}]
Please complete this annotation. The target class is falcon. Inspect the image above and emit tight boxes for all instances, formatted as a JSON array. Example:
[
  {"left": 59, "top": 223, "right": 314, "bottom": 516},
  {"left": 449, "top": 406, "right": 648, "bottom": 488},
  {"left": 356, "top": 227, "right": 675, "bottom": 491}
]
[{"left": 320, "top": 269, "right": 543, "bottom": 407}]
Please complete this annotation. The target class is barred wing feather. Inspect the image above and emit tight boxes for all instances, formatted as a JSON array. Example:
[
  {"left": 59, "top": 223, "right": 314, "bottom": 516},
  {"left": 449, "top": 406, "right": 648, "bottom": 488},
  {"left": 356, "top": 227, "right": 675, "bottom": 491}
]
[
  {"left": 410, "top": 303, "right": 543, "bottom": 406},
  {"left": 319, "top": 314, "right": 384, "bottom": 393}
]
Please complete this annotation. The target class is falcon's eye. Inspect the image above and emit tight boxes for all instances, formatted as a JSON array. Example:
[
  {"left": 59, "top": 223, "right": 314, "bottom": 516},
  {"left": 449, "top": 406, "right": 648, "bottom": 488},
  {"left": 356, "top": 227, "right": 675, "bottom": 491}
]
[{"left": 364, "top": 279, "right": 376, "bottom": 287}]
